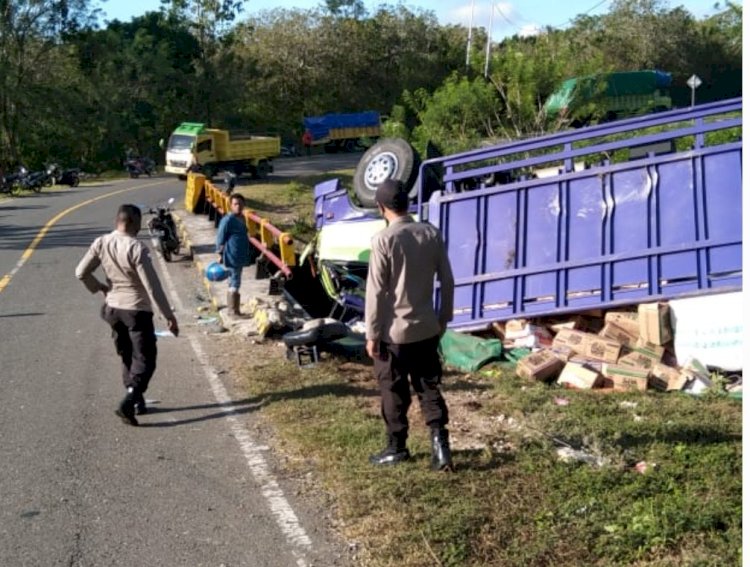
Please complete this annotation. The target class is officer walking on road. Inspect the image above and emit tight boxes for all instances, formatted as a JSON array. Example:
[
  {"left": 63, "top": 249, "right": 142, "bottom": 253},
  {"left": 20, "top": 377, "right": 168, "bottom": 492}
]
[
  {"left": 75, "top": 204, "right": 179, "bottom": 426},
  {"left": 365, "top": 179, "right": 456, "bottom": 471}
]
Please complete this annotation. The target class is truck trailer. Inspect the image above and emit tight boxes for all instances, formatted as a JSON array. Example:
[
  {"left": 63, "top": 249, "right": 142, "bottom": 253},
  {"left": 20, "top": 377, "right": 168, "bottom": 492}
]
[{"left": 303, "top": 111, "right": 381, "bottom": 153}]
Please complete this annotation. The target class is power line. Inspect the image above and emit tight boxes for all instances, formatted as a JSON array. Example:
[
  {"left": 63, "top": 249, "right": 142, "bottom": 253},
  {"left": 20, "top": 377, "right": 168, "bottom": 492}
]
[{"left": 491, "top": 0, "right": 613, "bottom": 35}]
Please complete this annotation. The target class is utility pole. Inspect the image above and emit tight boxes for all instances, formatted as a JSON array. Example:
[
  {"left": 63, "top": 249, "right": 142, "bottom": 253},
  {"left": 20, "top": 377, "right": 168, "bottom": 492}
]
[
  {"left": 466, "top": 0, "right": 476, "bottom": 70},
  {"left": 484, "top": 1, "right": 495, "bottom": 78}
]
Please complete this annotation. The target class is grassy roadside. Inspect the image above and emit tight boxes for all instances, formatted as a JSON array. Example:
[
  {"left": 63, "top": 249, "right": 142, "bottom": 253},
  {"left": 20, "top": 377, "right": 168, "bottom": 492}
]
[
  {"left": 221, "top": 173, "right": 740, "bottom": 566},
  {"left": 233, "top": 351, "right": 741, "bottom": 567}
]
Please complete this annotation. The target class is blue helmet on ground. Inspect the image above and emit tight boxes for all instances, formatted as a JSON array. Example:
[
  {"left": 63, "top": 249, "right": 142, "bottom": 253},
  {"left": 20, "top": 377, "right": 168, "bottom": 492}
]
[{"left": 205, "top": 261, "right": 228, "bottom": 282}]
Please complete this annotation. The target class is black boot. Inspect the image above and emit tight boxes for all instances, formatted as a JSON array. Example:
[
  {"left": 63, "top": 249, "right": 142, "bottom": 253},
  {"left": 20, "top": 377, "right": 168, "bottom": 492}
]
[
  {"left": 115, "top": 387, "right": 139, "bottom": 426},
  {"left": 134, "top": 390, "right": 147, "bottom": 415},
  {"left": 369, "top": 434, "right": 410, "bottom": 466},
  {"left": 430, "top": 428, "right": 454, "bottom": 472}
]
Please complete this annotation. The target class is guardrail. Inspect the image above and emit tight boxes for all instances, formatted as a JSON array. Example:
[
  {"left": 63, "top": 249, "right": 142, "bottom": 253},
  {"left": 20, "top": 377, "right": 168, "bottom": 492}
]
[{"left": 185, "top": 173, "right": 296, "bottom": 278}]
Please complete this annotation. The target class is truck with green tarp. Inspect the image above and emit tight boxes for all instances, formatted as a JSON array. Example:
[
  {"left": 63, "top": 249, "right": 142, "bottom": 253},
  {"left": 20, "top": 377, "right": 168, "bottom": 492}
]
[
  {"left": 163, "top": 122, "right": 281, "bottom": 179},
  {"left": 544, "top": 70, "right": 673, "bottom": 125}
]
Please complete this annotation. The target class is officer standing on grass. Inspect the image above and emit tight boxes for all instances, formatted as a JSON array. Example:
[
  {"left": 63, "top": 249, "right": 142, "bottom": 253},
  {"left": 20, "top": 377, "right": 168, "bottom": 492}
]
[
  {"left": 365, "top": 179, "right": 456, "bottom": 471},
  {"left": 75, "top": 204, "right": 179, "bottom": 426}
]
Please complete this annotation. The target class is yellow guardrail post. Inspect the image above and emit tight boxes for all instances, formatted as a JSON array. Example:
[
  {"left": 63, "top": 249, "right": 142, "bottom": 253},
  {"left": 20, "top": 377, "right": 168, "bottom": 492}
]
[
  {"left": 279, "top": 232, "right": 296, "bottom": 267},
  {"left": 185, "top": 173, "right": 206, "bottom": 213},
  {"left": 259, "top": 219, "right": 273, "bottom": 248},
  {"left": 244, "top": 211, "right": 259, "bottom": 238}
]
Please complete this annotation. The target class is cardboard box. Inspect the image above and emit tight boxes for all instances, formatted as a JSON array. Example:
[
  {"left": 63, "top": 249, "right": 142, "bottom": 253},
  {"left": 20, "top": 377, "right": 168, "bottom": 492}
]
[
  {"left": 569, "top": 356, "right": 604, "bottom": 373},
  {"left": 605, "top": 311, "right": 640, "bottom": 337},
  {"left": 512, "top": 325, "right": 553, "bottom": 349},
  {"left": 599, "top": 321, "right": 638, "bottom": 348},
  {"left": 553, "top": 329, "right": 589, "bottom": 354},
  {"left": 490, "top": 322, "right": 506, "bottom": 341},
  {"left": 638, "top": 302, "right": 673, "bottom": 345},
  {"left": 505, "top": 319, "right": 530, "bottom": 339},
  {"left": 558, "top": 362, "right": 603, "bottom": 390},
  {"left": 601, "top": 364, "right": 650, "bottom": 391},
  {"left": 618, "top": 342, "right": 664, "bottom": 370},
  {"left": 618, "top": 351, "right": 655, "bottom": 370},
  {"left": 649, "top": 363, "right": 687, "bottom": 391},
  {"left": 554, "top": 329, "right": 621, "bottom": 362},
  {"left": 516, "top": 350, "right": 564, "bottom": 382},
  {"left": 584, "top": 335, "right": 622, "bottom": 363},
  {"left": 548, "top": 316, "right": 586, "bottom": 334},
  {"left": 549, "top": 345, "right": 575, "bottom": 362}
]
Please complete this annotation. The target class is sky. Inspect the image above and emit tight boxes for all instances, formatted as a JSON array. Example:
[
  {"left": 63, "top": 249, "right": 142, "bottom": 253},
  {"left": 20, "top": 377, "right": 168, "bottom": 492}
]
[{"left": 99, "top": 0, "right": 721, "bottom": 40}]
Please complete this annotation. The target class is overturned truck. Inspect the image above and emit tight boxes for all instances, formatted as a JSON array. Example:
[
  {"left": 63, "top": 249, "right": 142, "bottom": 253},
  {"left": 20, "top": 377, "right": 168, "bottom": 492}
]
[{"left": 309, "top": 99, "right": 742, "bottom": 332}]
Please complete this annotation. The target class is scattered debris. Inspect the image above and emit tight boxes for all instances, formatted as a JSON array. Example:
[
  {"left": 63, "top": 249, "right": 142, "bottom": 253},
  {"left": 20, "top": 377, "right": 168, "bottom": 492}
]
[
  {"left": 633, "top": 461, "right": 657, "bottom": 474},
  {"left": 553, "top": 397, "right": 571, "bottom": 406},
  {"left": 556, "top": 447, "right": 609, "bottom": 467}
]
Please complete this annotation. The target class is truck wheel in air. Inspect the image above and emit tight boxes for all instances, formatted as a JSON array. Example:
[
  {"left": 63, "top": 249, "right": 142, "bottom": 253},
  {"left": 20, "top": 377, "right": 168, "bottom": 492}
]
[{"left": 353, "top": 138, "right": 420, "bottom": 208}]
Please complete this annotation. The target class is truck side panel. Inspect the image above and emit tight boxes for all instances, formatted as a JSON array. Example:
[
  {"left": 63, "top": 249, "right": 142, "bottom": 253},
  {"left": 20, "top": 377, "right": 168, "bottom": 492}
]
[
  {"left": 420, "top": 99, "right": 742, "bottom": 330},
  {"left": 210, "top": 130, "right": 280, "bottom": 162}
]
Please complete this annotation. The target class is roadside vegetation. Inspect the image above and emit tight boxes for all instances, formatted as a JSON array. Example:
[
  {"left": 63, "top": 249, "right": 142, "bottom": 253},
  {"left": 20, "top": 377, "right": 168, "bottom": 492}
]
[
  {"left": 227, "top": 348, "right": 741, "bottom": 567},
  {"left": 0, "top": 1, "right": 741, "bottom": 171}
]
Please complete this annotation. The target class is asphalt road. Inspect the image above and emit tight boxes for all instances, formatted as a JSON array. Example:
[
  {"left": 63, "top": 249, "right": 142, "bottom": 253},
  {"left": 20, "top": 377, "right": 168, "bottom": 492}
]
[{"left": 0, "top": 175, "right": 349, "bottom": 566}]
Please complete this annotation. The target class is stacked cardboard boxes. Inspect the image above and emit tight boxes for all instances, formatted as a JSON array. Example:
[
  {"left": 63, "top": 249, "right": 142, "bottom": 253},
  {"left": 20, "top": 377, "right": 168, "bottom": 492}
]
[{"left": 514, "top": 302, "right": 712, "bottom": 393}]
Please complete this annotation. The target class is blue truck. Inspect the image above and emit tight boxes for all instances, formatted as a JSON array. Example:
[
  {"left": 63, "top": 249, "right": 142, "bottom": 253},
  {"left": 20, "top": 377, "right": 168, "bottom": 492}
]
[
  {"left": 309, "top": 98, "right": 742, "bottom": 331},
  {"left": 303, "top": 111, "right": 381, "bottom": 153}
]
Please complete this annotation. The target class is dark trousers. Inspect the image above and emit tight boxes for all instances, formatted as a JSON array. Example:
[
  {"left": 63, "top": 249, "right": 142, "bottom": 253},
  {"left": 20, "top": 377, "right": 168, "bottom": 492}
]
[
  {"left": 101, "top": 306, "right": 157, "bottom": 393},
  {"left": 373, "top": 335, "right": 449, "bottom": 443}
]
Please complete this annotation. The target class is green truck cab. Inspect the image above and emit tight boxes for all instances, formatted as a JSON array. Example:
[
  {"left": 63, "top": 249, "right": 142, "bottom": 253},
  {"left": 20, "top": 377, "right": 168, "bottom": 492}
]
[
  {"left": 544, "top": 70, "right": 673, "bottom": 125},
  {"left": 164, "top": 122, "right": 281, "bottom": 179}
]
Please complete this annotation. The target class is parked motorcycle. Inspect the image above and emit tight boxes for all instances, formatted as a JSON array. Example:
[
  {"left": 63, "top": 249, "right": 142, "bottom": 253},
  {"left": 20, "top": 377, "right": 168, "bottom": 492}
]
[
  {"left": 125, "top": 157, "right": 155, "bottom": 178},
  {"left": 0, "top": 167, "right": 25, "bottom": 194},
  {"left": 47, "top": 164, "right": 81, "bottom": 187},
  {"left": 146, "top": 197, "right": 180, "bottom": 261}
]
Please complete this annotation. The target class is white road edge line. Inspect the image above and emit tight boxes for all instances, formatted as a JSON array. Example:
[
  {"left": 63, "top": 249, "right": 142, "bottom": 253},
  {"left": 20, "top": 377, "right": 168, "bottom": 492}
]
[{"left": 153, "top": 248, "right": 312, "bottom": 567}]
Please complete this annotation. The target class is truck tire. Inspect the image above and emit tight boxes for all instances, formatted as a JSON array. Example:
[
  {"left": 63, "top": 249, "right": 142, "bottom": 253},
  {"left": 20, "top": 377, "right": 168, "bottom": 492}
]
[
  {"left": 255, "top": 160, "right": 271, "bottom": 180},
  {"left": 353, "top": 138, "right": 420, "bottom": 208}
]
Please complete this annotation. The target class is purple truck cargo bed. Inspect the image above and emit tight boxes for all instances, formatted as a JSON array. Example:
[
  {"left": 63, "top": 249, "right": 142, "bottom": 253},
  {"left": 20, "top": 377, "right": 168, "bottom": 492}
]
[{"left": 315, "top": 99, "right": 742, "bottom": 331}]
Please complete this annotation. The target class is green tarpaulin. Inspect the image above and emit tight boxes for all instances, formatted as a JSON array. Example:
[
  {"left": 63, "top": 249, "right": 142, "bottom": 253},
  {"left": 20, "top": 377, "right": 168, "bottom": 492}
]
[{"left": 439, "top": 330, "right": 503, "bottom": 373}]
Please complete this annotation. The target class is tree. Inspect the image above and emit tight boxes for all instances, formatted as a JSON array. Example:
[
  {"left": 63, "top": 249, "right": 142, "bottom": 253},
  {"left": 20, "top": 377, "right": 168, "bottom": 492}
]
[
  {"left": 160, "top": 0, "right": 245, "bottom": 123},
  {"left": 0, "top": 0, "right": 97, "bottom": 166},
  {"left": 321, "top": 0, "right": 366, "bottom": 19}
]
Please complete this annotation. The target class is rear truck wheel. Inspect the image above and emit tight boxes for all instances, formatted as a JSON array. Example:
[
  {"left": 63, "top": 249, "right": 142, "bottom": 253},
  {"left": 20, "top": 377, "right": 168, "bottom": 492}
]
[
  {"left": 256, "top": 160, "right": 271, "bottom": 180},
  {"left": 353, "top": 138, "right": 420, "bottom": 208},
  {"left": 71, "top": 176, "right": 80, "bottom": 187},
  {"left": 178, "top": 175, "right": 187, "bottom": 181}
]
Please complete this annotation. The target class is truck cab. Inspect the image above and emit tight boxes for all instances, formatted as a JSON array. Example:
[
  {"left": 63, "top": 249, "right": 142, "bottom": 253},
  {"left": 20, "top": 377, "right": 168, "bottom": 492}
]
[{"left": 164, "top": 123, "right": 205, "bottom": 176}]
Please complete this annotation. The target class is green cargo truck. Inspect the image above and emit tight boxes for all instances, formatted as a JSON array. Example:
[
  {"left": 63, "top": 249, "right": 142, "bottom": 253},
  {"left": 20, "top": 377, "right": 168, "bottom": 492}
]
[
  {"left": 544, "top": 70, "right": 673, "bottom": 125},
  {"left": 163, "top": 122, "right": 281, "bottom": 179}
]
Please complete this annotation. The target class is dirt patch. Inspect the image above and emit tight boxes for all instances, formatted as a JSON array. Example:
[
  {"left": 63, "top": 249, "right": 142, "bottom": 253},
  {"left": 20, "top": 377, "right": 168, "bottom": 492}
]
[{"left": 203, "top": 332, "right": 518, "bottom": 456}]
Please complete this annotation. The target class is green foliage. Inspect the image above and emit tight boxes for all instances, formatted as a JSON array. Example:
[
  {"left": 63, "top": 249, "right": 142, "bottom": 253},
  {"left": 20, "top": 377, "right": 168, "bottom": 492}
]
[
  {"left": 0, "top": 0, "right": 742, "bottom": 171},
  {"left": 407, "top": 74, "right": 501, "bottom": 156}
]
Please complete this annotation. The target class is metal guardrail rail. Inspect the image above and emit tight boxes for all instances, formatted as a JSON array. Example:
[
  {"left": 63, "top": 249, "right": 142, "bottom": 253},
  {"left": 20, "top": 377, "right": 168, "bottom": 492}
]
[{"left": 187, "top": 174, "right": 296, "bottom": 278}]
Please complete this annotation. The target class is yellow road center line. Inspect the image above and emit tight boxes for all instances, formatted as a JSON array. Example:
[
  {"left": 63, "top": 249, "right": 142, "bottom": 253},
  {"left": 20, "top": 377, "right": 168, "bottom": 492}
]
[{"left": 0, "top": 180, "right": 170, "bottom": 294}]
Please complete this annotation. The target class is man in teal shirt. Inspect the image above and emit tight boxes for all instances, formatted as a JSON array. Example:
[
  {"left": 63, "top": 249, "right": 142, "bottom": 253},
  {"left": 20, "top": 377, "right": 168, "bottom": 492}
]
[{"left": 216, "top": 194, "right": 253, "bottom": 315}]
